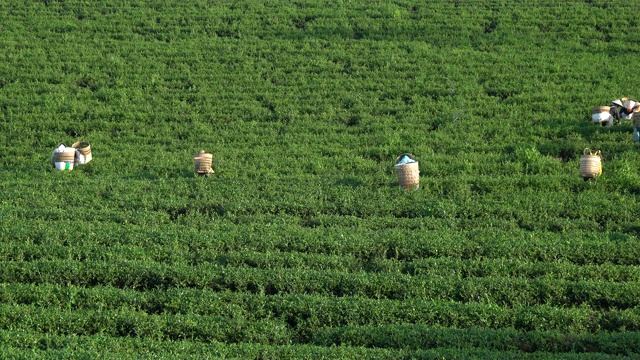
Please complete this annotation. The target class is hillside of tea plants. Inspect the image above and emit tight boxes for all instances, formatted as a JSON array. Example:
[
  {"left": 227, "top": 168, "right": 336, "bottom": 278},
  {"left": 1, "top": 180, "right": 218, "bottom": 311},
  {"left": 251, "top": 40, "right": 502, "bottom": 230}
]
[{"left": 1, "top": 0, "right": 640, "bottom": 358}]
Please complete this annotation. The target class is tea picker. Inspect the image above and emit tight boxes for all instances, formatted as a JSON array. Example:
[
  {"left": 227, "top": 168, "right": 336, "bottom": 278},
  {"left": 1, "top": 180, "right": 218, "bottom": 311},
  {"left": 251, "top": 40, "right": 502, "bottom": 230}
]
[
  {"left": 609, "top": 98, "right": 640, "bottom": 142},
  {"left": 609, "top": 98, "right": 638, "bottom": 124},
  {"left": 591, "top": 106, "right": 613, "bottom": 126},
  {"left": 633, "top": 109, "right": 640, "bottom": 143}
]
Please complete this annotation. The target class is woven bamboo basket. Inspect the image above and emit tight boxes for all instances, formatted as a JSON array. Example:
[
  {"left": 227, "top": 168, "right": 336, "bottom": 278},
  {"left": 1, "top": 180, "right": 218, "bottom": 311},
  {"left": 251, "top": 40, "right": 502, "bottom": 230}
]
[
  {"left": 194, "top": 150, "right": 214, "bottom": 175},
  {"left": 579, "top": 148, "right": 602, "bottom": 179},
  {"left": 394, "top": 159, "right": 419, "bottom": 190},
  {"left": 52, "top": 151, "right": 75, "bottom": 163},
  {"left": 72, "top": 141, "right": 92, "bottom": 163},
  {"left": 591, "top": 106, "right": 610, "bottom": 114},
  {"left": 52, "top": 149, "right": 76, "bottom": 171}
]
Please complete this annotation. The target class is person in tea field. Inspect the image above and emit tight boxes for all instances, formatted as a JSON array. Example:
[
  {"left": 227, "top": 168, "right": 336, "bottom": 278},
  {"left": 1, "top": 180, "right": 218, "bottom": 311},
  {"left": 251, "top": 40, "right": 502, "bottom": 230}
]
[
  {"left": 609, "top": 98, "right": 637, "bottom": 123},
  {"left": 592, "top": 106, "right": 614, "bottom": 126},
  {"left": 610, "top": 98, "right": 640, "bottom": 142},
  {"left": 633, "top": 109, "right": 640, "bottom": 143}
]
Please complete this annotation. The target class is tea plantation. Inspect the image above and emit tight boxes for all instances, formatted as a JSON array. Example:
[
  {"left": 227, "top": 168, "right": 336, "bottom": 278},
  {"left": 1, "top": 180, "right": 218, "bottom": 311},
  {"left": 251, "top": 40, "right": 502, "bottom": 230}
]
[{"left": 1, "top": 0, "right": 640, "bottom": 358}]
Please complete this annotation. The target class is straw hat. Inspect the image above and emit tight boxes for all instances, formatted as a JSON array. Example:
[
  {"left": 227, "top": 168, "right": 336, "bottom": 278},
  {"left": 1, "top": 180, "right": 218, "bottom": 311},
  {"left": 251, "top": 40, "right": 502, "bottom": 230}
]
[{"left": 623, "top": 99, "right": 637, "bottom": 111}]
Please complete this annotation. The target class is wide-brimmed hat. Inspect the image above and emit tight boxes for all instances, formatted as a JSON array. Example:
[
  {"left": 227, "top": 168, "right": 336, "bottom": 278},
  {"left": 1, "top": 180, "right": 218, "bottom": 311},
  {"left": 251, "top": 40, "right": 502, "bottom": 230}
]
[{"left": 624, "top": 99, "right": 638, "bottom": 110}]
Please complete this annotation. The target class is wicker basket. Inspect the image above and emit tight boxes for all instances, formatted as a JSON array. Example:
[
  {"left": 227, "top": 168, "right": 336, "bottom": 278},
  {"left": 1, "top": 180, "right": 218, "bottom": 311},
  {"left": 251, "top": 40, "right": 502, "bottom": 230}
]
[
  {"left": 194, "top": 150, "right": 214, "bottom": 175},
  {"left": 394, "top": 161, "right": 420, "bottom": 190},
  {"left": 591, "top": 106, "right": 610, "bottom": 114},
  {"left": 579, "top": 148, "right": 602, "bottom": 179},
  {"left": 52, "top": 149, "right": 76, "bottom": 171},
  {"left": 72, "top": 141, "right": 92, "bottom": 163}
]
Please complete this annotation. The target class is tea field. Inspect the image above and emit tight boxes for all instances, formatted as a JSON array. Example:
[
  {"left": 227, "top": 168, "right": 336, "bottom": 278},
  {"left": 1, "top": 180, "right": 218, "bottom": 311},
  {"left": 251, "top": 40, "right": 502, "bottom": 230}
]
[{"left": 1, "top": 0, "right": 640, "bottom": 358}]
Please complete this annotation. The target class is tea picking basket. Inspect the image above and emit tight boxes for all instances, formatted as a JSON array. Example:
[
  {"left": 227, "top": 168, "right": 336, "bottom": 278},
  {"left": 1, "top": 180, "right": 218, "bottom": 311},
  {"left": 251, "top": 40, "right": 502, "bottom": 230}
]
[
  {"left": 194, "top": 150, "right": 215, "bottom": 175},
  {"left": 394, "top": 153, "right": 419, "bottom": 190},
  {"left": 579, "top": 148, "right": 602, "bottom": 179},
  {"left": 51, "top": 146, "right": 76, "bottom": 171},
  {"left": 591, "top": 106, "right": 610, "bottom": 114},
  {"left": 72, "top": 141, "right": 92, "bottom": 164}
]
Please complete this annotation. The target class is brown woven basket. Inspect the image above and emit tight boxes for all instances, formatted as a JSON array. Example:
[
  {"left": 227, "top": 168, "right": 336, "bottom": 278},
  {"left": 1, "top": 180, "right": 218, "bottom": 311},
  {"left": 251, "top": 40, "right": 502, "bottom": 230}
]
[
  {"left": 194, "top": 150, "right": 214, "bottom": 174},
  {"left": 394, "top": 162, "right": 420, "bottom": 190},
  {"left": 591, "top": 106, "right": 610, "bottom": 114},
  {"left": 52, "top": 148, "right": 76, "bottom": 171},
  {"left": 72, "top": 141, "right": 92, "bottom": 163},
  {"left": 52, "top": 151, "right": 75, "bottom": 163},
  {"left": 579, "top": 148, "right": 602, "bottom": 179}
]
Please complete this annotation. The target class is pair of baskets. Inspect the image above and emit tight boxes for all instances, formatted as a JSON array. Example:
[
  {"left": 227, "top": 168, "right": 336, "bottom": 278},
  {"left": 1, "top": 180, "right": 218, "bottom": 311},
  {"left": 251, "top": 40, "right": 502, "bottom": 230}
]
[
  {"left": 395, "top": 150, "right": 601, "bottom": 185},
  {"left": 51, "top": 141, "right": 92, "bottom": 171}
]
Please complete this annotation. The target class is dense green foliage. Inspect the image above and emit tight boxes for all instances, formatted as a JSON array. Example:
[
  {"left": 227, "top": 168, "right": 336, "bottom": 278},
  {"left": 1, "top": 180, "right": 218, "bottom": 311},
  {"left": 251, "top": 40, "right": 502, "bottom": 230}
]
[{"left": 1, "top": 0, "right": 640, "bottom": 358}]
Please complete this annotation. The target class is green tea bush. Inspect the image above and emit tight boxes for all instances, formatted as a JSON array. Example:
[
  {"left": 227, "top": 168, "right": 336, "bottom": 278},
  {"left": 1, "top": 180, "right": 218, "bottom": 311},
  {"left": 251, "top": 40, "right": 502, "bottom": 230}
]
[{"left": 1, "top": 0, "right": 640, "bottom": 357}]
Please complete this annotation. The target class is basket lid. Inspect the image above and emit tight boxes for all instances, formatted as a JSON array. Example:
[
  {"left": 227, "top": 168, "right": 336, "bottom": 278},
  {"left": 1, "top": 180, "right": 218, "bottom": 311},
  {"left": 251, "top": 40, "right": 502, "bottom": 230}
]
[{"left": 395, "top": 153, "right": 416, "bottom": 165}]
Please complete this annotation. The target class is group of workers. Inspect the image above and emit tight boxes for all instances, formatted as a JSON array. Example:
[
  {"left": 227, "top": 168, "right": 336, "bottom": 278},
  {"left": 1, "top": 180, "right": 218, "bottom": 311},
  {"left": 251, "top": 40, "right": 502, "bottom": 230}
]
[{"left": 591, "top": 97, "right": 640, "bottom": 143}]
